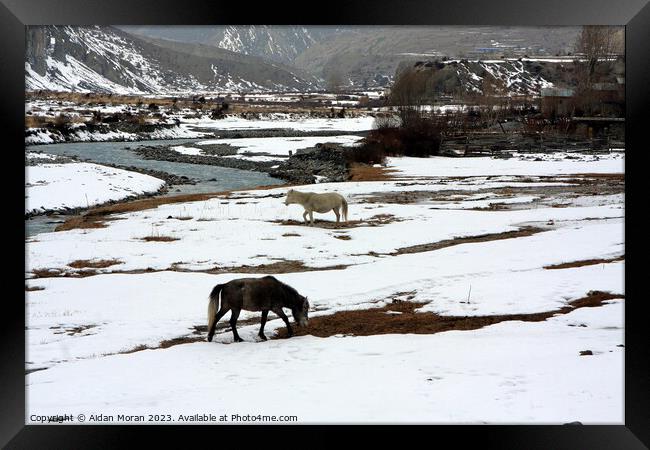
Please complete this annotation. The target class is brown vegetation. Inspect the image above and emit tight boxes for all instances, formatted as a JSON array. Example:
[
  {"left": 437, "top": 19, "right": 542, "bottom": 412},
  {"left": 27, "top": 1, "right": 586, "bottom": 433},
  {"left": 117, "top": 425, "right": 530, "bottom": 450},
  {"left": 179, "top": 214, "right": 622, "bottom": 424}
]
[
  {"left": 141, "top": 236, "right": 180, "bottom": 242},
  {"left": 68, "top": 259, "right": 122, "bottom": 269},
  {"left": 275, "top": 291, "right": 623, "bottom": 338},
  {"left": 544, "top": 255, "right": 624, "bottom": 270},
  {"left": 25, "top": 285, "right": 45, "bottom": 292},
  {"left": 348, "top": 163, "right": 399, "bottom": 181},
  {"left": 387, "top": 226, "right": 543, "bottom": 257}
]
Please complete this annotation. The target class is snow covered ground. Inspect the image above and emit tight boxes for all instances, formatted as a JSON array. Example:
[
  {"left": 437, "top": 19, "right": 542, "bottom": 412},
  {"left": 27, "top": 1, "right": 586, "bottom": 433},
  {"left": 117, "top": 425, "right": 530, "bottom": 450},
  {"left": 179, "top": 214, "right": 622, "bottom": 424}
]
[
  {"left": 25, "top": 152, "right": 625, "bottom": 424},
  {"left": 25, "top": 98, "right": 376, "bottom": 145},
  {"left": 25, "top": 123, "right": 208, "bottom": 145},
  {"left": 25, "top": 156, "right": 165, "bottom": 215},
  {"left": 26, "top": 302, "right": 623, "bottom": 424},
  {"left": 387, "top": 153, "right": 624, "bottom": 177},
  {"left": 182, "top": 113, "right": 376, "bottom": 132}
]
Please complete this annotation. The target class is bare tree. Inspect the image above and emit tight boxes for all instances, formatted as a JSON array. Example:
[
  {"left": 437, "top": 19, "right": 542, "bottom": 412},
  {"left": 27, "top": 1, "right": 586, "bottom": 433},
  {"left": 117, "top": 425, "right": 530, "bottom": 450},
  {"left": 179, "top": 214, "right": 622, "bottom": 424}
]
[
  {"left": 480, "top": 76, "right": 508, "bottom": 125},
  {"left": 389, "top": 67, "right": 430, "bottom": 128},
  {"left": 573, "top": 26, "right": 623, "bottom": 115},
  {"left": 575, "top": 26, "right": 621, "bottom": 80}
]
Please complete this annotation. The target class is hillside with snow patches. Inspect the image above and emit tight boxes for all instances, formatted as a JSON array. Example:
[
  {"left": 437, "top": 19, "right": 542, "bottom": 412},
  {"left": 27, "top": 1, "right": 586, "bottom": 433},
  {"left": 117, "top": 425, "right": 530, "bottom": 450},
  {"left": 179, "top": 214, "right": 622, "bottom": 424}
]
[
  {"left": 119, "top": 25, "right": 580, "bottom": 90},
  {"left": 26, "top": 25, "right": 586, "bottom": 95},
  {"left": 25, "top": 26, "right": 321, "bottom": 94},
  {"left": 119, "top": 25, "right": 340, "bottom": 66},
  {"left": 440, "top": 59, "right": 555, "bottom": 96}
]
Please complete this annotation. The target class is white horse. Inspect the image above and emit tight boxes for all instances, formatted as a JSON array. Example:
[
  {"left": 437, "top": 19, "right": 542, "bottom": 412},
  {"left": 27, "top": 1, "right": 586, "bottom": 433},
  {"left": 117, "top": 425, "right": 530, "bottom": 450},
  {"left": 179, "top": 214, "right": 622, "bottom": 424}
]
[{"left": 284, "top": 189, "right": 348, "bottom": 226}]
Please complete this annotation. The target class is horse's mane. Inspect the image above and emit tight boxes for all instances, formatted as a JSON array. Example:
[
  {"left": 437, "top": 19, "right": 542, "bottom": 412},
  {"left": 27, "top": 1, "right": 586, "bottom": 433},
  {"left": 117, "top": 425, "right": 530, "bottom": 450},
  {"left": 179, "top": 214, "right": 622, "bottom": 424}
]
[{"left": 264, "top": 275, "right": 302, "bottom": 303}]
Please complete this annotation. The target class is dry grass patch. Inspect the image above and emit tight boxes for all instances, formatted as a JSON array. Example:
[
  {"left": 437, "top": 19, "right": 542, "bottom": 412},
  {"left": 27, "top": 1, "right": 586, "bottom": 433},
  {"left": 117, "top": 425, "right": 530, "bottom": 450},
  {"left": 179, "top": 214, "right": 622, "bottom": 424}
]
[
  {"left": 25, "top": 285, "right": 45, "bottom": 292},
  {"left": 68, "top": 259, "right": 122, "bottom": 269},
  {"left": 191, "top": 260, "right": 348, "bottom": 275},
  {"left": 348, "top": 163, "right": 400, "bottom": 181},
  {"left": 53, "top": 324, "right": 98, "bottom": 336},
  {"left": 30, "top": 268, "right": 107, "bottom": 279},
  {"left": 350, "top": 226, "right": 544, "bottom": 258},
  {"left": 544, "top": 255, "right": 624, "bottom": 270},
  {"left": 158, "top": 336, "right": 205, "bottom": 348},
  {"left": 141, "top": 235, "right": 180, "bottom": 242},
  {"left": 55, "top": 217, "right": 110, "bottom": 231},
  {"left": 276, "top": 291, "right": 623, "bottom": 339},
  {"left": 274, "top": 214, "right": 400, "bottom": 229},
  {"left": 25, "top": 115, "right": 47, "bottom": 128},
  {"left": 30, "top": 268, "right": 64, "bottom": 278},
  {"left": 362, "top": 190, "right": 442, "bottom": 204}
]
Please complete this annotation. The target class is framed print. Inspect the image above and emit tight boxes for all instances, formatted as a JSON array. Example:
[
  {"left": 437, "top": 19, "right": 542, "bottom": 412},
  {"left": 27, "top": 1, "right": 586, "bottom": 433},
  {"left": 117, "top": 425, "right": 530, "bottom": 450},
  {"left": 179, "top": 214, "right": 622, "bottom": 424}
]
[{"left": 2, "top": 0, "right": 648, "bottom": 447}]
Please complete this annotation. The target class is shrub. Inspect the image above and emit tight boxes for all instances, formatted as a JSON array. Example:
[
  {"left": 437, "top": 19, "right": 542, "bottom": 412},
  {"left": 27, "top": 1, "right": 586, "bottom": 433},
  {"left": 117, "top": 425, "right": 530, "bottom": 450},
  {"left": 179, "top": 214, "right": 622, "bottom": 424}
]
[
  {"left": 25, "top": 115, "right": 45, "bottom": 128},
  {"left": 346, "top": 116, "right": 444, "bottom": 165},
  {"left": 343, "top": 142, "right": 386, "bottom": 165},
  {"left": 51, "top": 113, "right": 69, "bottom": 131},
  {"left": 395, "top": 117, "right": 443, "bottom": 157}
]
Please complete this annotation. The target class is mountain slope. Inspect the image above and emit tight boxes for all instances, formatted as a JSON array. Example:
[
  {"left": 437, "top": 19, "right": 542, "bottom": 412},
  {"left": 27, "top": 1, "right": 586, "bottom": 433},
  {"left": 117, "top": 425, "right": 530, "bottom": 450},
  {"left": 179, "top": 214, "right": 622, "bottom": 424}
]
[
  {"left": 25, "top": 26, "right": 320, "bottom": 94},
  {"left": 118, "top": 25, "right": 342, "bottom": 65},
  {"left": 294, "top": 26, "right": 581, "bottom": 88},
  {"left": 118, "top": 25, "right": 583, "bottom": 89}
]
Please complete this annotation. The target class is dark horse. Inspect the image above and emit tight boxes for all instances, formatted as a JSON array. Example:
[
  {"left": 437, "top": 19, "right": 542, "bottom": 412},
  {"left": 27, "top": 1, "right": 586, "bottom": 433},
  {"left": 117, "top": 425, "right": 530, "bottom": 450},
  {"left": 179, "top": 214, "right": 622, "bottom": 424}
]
[{"left": 207, "top": 276, "right": 309, "bottom": 342}]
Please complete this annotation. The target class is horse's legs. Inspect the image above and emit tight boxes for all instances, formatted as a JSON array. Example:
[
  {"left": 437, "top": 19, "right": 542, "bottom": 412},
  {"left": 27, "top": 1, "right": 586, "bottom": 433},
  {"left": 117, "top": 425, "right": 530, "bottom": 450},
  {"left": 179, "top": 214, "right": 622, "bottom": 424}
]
[
  {"left": 258, "top": 310, "right": 269, "bottom": 341},
  {"left": 229, "top": 308, "right": 243, "bottom": 342},
  {"left": 309, "top": 211, "right": 314, "bottom": 227},
  {"left": 333, "top": 207, "right": 340, "bottom": 224},
  {"left": 272, "top": 307, "right": 293, "bottom": 337},
  {"left": 207, "top": 307, "right": 230, "bottom": 342},
  {"left": 302, "top": 210, "right": 309, "bottom": 224}
]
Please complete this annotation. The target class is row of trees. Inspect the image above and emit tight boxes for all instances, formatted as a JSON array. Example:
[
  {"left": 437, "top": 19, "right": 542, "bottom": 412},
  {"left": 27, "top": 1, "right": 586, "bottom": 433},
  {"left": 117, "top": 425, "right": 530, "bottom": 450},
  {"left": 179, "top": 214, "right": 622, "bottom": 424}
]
[{"left": 576, "top": 25, "right": 624, "bottom": 83}]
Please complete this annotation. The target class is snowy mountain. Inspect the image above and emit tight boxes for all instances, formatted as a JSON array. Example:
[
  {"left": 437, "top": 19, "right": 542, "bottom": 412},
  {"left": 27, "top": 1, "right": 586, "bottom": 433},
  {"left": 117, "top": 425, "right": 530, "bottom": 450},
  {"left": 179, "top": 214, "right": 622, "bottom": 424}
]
[
  {"left": 26, "top": 25, "right": 595, "bottom": 95},
  {"left": 25, "top": 26, "right": 321, "bottom": 94},
  {"left": 118, "top": 25, "right": 342, "bottom": 65},
  {"left": 119, "top": 25, "right": 582, "bottom": 89}
]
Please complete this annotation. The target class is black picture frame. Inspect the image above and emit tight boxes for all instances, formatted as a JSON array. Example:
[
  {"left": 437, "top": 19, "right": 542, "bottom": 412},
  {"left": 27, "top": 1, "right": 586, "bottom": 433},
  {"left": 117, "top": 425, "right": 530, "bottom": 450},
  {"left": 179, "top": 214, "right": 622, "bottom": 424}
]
[{"left": 4, "top": 0, "right": 648, "bottom": 447}]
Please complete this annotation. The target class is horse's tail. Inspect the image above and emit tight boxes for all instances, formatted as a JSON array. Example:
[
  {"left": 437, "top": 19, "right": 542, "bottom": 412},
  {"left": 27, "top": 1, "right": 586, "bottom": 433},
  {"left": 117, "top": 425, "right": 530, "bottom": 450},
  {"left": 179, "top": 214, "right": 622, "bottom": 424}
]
[
  {"left": 207, "top": 284, "right": 224, "bottom": 338},
  {"left": 341, "top": 197, "right": 348, "bottom": 222}
]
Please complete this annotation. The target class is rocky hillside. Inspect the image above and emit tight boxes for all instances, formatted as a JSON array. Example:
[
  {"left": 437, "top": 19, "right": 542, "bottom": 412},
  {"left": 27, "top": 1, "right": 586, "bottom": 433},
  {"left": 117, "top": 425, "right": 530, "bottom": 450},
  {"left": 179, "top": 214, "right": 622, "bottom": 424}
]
[
  {"left": 25, "top": 26, "right": 320, "bottom": 94},
  {"left": 117, "top": 26, "right": 585, "bottom": 89},
  {"left": 402, "top": 56, "right": 625, "bottom": 97}
]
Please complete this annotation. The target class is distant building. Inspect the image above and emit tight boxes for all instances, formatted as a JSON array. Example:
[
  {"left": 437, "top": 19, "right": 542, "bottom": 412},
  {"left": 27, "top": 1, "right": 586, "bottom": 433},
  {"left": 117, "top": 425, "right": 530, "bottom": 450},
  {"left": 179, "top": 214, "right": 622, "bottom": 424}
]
[{"left": 541, "top": 87, "right": 575, "bottom": 117}]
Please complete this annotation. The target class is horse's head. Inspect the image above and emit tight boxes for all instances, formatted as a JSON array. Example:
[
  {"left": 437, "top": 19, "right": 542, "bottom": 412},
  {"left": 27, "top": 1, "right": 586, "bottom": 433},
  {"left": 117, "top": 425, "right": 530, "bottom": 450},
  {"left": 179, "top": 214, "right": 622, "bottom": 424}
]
[
  {"left": 292, "top": 296, "right": 310, "bottom": 327},
  {"left": 284, "top": 189, "right": 296, "bottom": 206}
]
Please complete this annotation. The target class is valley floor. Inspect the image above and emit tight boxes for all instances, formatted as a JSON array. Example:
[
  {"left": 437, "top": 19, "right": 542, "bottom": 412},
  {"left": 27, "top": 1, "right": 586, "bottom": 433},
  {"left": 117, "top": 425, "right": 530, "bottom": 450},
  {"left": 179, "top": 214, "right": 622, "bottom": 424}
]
[{"left": 25, "top": 152, "right": 625, "bottom": 424}]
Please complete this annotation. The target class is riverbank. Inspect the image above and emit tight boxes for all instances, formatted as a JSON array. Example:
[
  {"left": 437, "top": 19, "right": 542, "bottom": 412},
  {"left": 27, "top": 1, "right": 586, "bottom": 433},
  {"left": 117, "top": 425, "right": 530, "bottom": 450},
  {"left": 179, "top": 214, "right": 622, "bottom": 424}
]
[
  {"left": 132, "top": 141, "right": 355, "bottom": 184},
  {"left": 25, "top": 94, "right": 377, "bottom": 146},
  {"left": 25, "top": 154, "right": 167, "bottom": 218}
]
